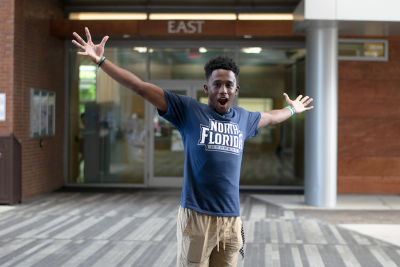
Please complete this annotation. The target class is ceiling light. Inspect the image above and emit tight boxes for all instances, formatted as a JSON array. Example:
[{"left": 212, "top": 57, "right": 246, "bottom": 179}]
[
  {"left": 241, "top": 47, "right": 262, "bottom": 54},
  {"left": 69, "top": 12, "right": 147, "bottom": 20},
  {"left": 149, "top": 13, "right": 237, "bottom": 20},
  {"left": 199, "top": 47, "right": 207, "bottom": 53},
  {"left": 133, "top": 47, "right": 147, "bottom": 53},
  {"left": 238, "top": 14, "right": 293, "bottom": 20}
]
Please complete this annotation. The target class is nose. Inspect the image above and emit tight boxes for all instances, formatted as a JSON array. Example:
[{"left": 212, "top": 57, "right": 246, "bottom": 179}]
[{"left": 220, "top": 85, "right": 228, "bottom": 94}]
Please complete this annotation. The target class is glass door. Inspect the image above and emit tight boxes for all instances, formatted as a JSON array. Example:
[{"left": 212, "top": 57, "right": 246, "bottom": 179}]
[{"left": 148, "top": 80, "right": 204, "bottom": 187}]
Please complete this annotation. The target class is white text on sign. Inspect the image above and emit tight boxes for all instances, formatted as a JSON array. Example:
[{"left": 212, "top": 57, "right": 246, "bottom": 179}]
[{"left": 168, "top": 21, "right": 205, "bottom": 34}]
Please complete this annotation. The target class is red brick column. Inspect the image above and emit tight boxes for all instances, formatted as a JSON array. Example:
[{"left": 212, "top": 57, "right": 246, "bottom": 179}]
[
  {"left": 1, "top": 0, "right": 66, "bottom": 200},
  {"left": 0, "top": 0, "right": 14, "bottom": 134}
]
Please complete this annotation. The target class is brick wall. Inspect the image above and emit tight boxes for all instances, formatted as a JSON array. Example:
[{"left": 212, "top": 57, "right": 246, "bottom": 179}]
[
  {"left": 337, "top": 37, "right": 400, "bottom": 194},
  {"left": 0, "top": 0, "right": 14, "bottom": 134},
  {"left": 13, "top": 0, "right": 65, "bottom": 199}
]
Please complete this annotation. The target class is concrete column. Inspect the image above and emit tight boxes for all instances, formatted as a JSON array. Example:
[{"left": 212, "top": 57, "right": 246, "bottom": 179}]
[{"left": 304, "top": 25, "right": 338, "bottom": 207}]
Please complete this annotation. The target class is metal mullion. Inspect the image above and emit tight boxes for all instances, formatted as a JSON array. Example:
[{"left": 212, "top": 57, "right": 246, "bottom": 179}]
[
  {"left": 144, "top": 46, "right": 151, "bottom": 187},
  {"left": 234, "top": 46, "right": 240, "bottom": 107},
  {"left": 64, "top": 41, "right": 70, "bottom": 186}
]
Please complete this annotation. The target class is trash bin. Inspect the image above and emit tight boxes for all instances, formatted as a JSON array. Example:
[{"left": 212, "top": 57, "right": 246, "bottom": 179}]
[{"left": 0, "top": 133, "right": 22, "bottom": 205}]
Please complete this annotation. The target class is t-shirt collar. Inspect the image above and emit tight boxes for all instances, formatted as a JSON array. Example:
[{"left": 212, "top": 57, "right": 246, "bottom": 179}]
[{"left": 208, "top": 105, "right": 233, "bottom": 118}]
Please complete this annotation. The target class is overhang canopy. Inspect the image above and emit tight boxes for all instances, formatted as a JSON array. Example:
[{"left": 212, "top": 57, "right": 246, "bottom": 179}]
[{"left": 293, "top": 0, "right": 400, "bottom": 36}]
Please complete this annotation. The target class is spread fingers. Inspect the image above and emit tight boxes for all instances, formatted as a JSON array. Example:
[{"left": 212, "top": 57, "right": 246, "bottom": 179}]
[
  {"left": 72, "top": 40, "right": 85, "bottom": 50},
  {"left": 85, "top": 27, "right": 92, "bottom": 43},
  {"left": 73, "top": 32, "right": 86, "bottom": 45}
]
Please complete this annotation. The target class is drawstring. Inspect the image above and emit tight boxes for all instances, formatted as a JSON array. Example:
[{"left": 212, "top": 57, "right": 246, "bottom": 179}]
[
  {"left": 217, "top": 217, "right": 219, "bottom": 252},
  {"left": 223, "top": 217, "right": 226, "bottom": 252}
]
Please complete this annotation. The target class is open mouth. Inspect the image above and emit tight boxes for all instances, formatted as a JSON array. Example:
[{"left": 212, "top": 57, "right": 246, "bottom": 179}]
[{"left": 218, "top": 98, "right": 228, "bottom": 106}]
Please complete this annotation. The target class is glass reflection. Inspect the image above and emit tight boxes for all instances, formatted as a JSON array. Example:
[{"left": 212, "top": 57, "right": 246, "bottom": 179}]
[
  {"left": 153, "top": 90, "right": 186, "bottom": 177},
  {"left": 68, "top": 45, "right": 307, "bottom": 188},
  {"left": 69, "top": 47, "right": 146, "bottom": 184},
  {"left": 149, "top": 48, "right": 235, "bottom": 80},
  {"left": 239, "top": 48, "right": 306, "bottom": 186},
  {"left": 339, "top": 42, "right": 385, "bottom": 58}
]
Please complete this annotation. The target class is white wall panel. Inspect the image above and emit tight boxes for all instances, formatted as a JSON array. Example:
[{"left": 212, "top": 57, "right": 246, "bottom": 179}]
[
  {"left": 336, "top": 0, "right": 400, "bottom": 22},
  {"left": 305, "top": 0, "right": 336, "bottom": 20}
]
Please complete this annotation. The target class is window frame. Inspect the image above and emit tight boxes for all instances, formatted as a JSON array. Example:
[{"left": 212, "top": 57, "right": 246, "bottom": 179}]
[
  {"left": 30, "top": 88, "right": 56, "bottom": 138},
  {"left": 338, "top": 38, "right": 388, "bottom": 62}
]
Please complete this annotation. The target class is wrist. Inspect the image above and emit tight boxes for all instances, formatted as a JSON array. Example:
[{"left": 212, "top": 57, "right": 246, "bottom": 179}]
[
  {"left": 285, "top": 106, "right": 295, "bottom": 116},
  {"left": 96, "top": 56, "right": 106, "bottom": 73},
  {"left": 94, "top": 56, "right": 102, "bottom": 64}
]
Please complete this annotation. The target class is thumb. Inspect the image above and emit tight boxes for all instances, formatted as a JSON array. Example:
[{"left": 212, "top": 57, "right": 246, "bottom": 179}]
[{"left": 100, "top": 36, "right": 109, "bottom": 46}]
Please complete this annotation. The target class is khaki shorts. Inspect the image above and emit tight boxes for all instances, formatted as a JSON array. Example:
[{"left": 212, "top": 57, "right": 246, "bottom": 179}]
[{"left": 177, "top": 206, "right": 243, "bottom": 267}]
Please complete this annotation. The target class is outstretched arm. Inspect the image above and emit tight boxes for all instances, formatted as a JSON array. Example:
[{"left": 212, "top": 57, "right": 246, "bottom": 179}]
[
  {"left": 72, "top": 27, "right": 167, "bottom": 112},
  {"left": 258, "top": 93, "right": 313, "bottom": 128}
]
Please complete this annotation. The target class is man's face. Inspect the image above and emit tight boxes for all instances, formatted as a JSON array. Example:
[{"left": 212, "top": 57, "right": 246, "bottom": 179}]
[{"left": 204, "top": 69, "right": 239, "bottom": 115}]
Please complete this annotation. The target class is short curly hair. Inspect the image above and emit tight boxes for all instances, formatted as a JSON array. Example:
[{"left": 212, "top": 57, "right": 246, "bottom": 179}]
[{"left": 204, "top": 55, "right": 240, "bottom": 80}]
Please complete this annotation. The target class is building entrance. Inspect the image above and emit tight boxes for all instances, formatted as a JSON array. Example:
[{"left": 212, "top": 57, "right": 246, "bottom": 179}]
[{"left": 67, "top": 44, "right": 306, "bottom": 189}]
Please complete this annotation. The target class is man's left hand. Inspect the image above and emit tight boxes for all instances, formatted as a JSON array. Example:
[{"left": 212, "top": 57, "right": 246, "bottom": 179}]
[{"left": 284, "top": 93, "right": 314, "bottom": 114}]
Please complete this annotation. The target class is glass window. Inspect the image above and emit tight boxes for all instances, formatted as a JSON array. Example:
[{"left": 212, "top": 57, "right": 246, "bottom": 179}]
[
  {"left": 68, "top": 44, "right": 308, "bottom": 189},
  {"left": 69, "top": 47, "right": 147, "bottom": 184},
  {"left": 239, "top": 48, "right": 306, "bottom": 186},
  {"left": 149, "top": 48, "right": 235, "bottom": 80},
  {"left": 78, "top": 65, "right": 96, "bottom": 102},
  {"left": 153, "top": 90, "right": 187, "bottom": 178},
  {"left": 338, "top": 39, "right": 388, "bottom": 61}
]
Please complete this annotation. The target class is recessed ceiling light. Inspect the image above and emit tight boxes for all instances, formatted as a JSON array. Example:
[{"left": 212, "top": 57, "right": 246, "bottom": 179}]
[
  {"left": 69, "top": 12, "right": 147, "bottom": 20},
  {"left": 241, "top": 47, "right": 262, "bottom": 53},
  {"left": 238, "top": 14, "right": 293, "bottom": 20},
  {"left": 133, "top": 47, "right": 147, "bottom": 53},
  {"left": 149, "top": 13, "right": 237, "bottom": 20}
]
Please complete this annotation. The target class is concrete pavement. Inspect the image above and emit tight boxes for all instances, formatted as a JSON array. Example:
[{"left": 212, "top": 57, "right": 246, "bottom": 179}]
[
  {"left": 251, "top": 194, "right": 400, "bottom": 247},
  {"left": 0, "top": 190, "right": 399, "bottom": 266}
]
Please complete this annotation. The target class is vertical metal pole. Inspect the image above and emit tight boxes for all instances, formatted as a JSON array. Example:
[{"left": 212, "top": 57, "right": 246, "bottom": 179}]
[
  {"left": 145, "top": 48, "right": 150, "bottom": 187},
  {"left": 234, "top": 46, "right": 240, "bottom": 107},
  {"left": 291, "top": 63, "right": 297, "bottom": 178},
  {"left": 304, "top": 25, "right": 338, "bottom": 207}
]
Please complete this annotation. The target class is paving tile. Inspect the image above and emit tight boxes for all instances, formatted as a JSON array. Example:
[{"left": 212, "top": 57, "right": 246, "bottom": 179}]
[{"left": 0, "top": 191, "right": 399, "bottom": 267}]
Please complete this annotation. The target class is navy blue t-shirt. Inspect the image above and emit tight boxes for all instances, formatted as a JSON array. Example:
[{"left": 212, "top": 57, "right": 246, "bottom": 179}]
[{"left": 158, "top": 90, "right": 261, "bottom": 217}]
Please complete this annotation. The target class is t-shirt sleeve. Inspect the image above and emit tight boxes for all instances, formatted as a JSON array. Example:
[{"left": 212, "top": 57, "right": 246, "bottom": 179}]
[
  {"left": 245, "top": 111, "right": 261, "bottom": 139},
  {"left": 157, "top": 90, "right": 191, "bottom": 130}
]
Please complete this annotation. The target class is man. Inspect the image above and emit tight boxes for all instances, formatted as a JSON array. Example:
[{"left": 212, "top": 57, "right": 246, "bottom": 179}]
[{"left": 72, "top": 28, "right": 313, "bottom": 267}]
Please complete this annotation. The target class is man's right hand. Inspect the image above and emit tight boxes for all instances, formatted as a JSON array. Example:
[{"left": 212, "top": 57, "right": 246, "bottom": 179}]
[
  {"left": 71, "top": 27, "right": 168, "bottom": 112},
  {"left": 72, "top": 27, "right": 109, "bottom": 64}
]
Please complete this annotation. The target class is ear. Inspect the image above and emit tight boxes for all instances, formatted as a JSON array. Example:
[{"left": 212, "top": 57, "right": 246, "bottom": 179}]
[
  {"left": 204, "top": 84, "right": 209, "bottom": 94},
  {"left": 235, "top": 85, "right": 239, "bottom": 95}
]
